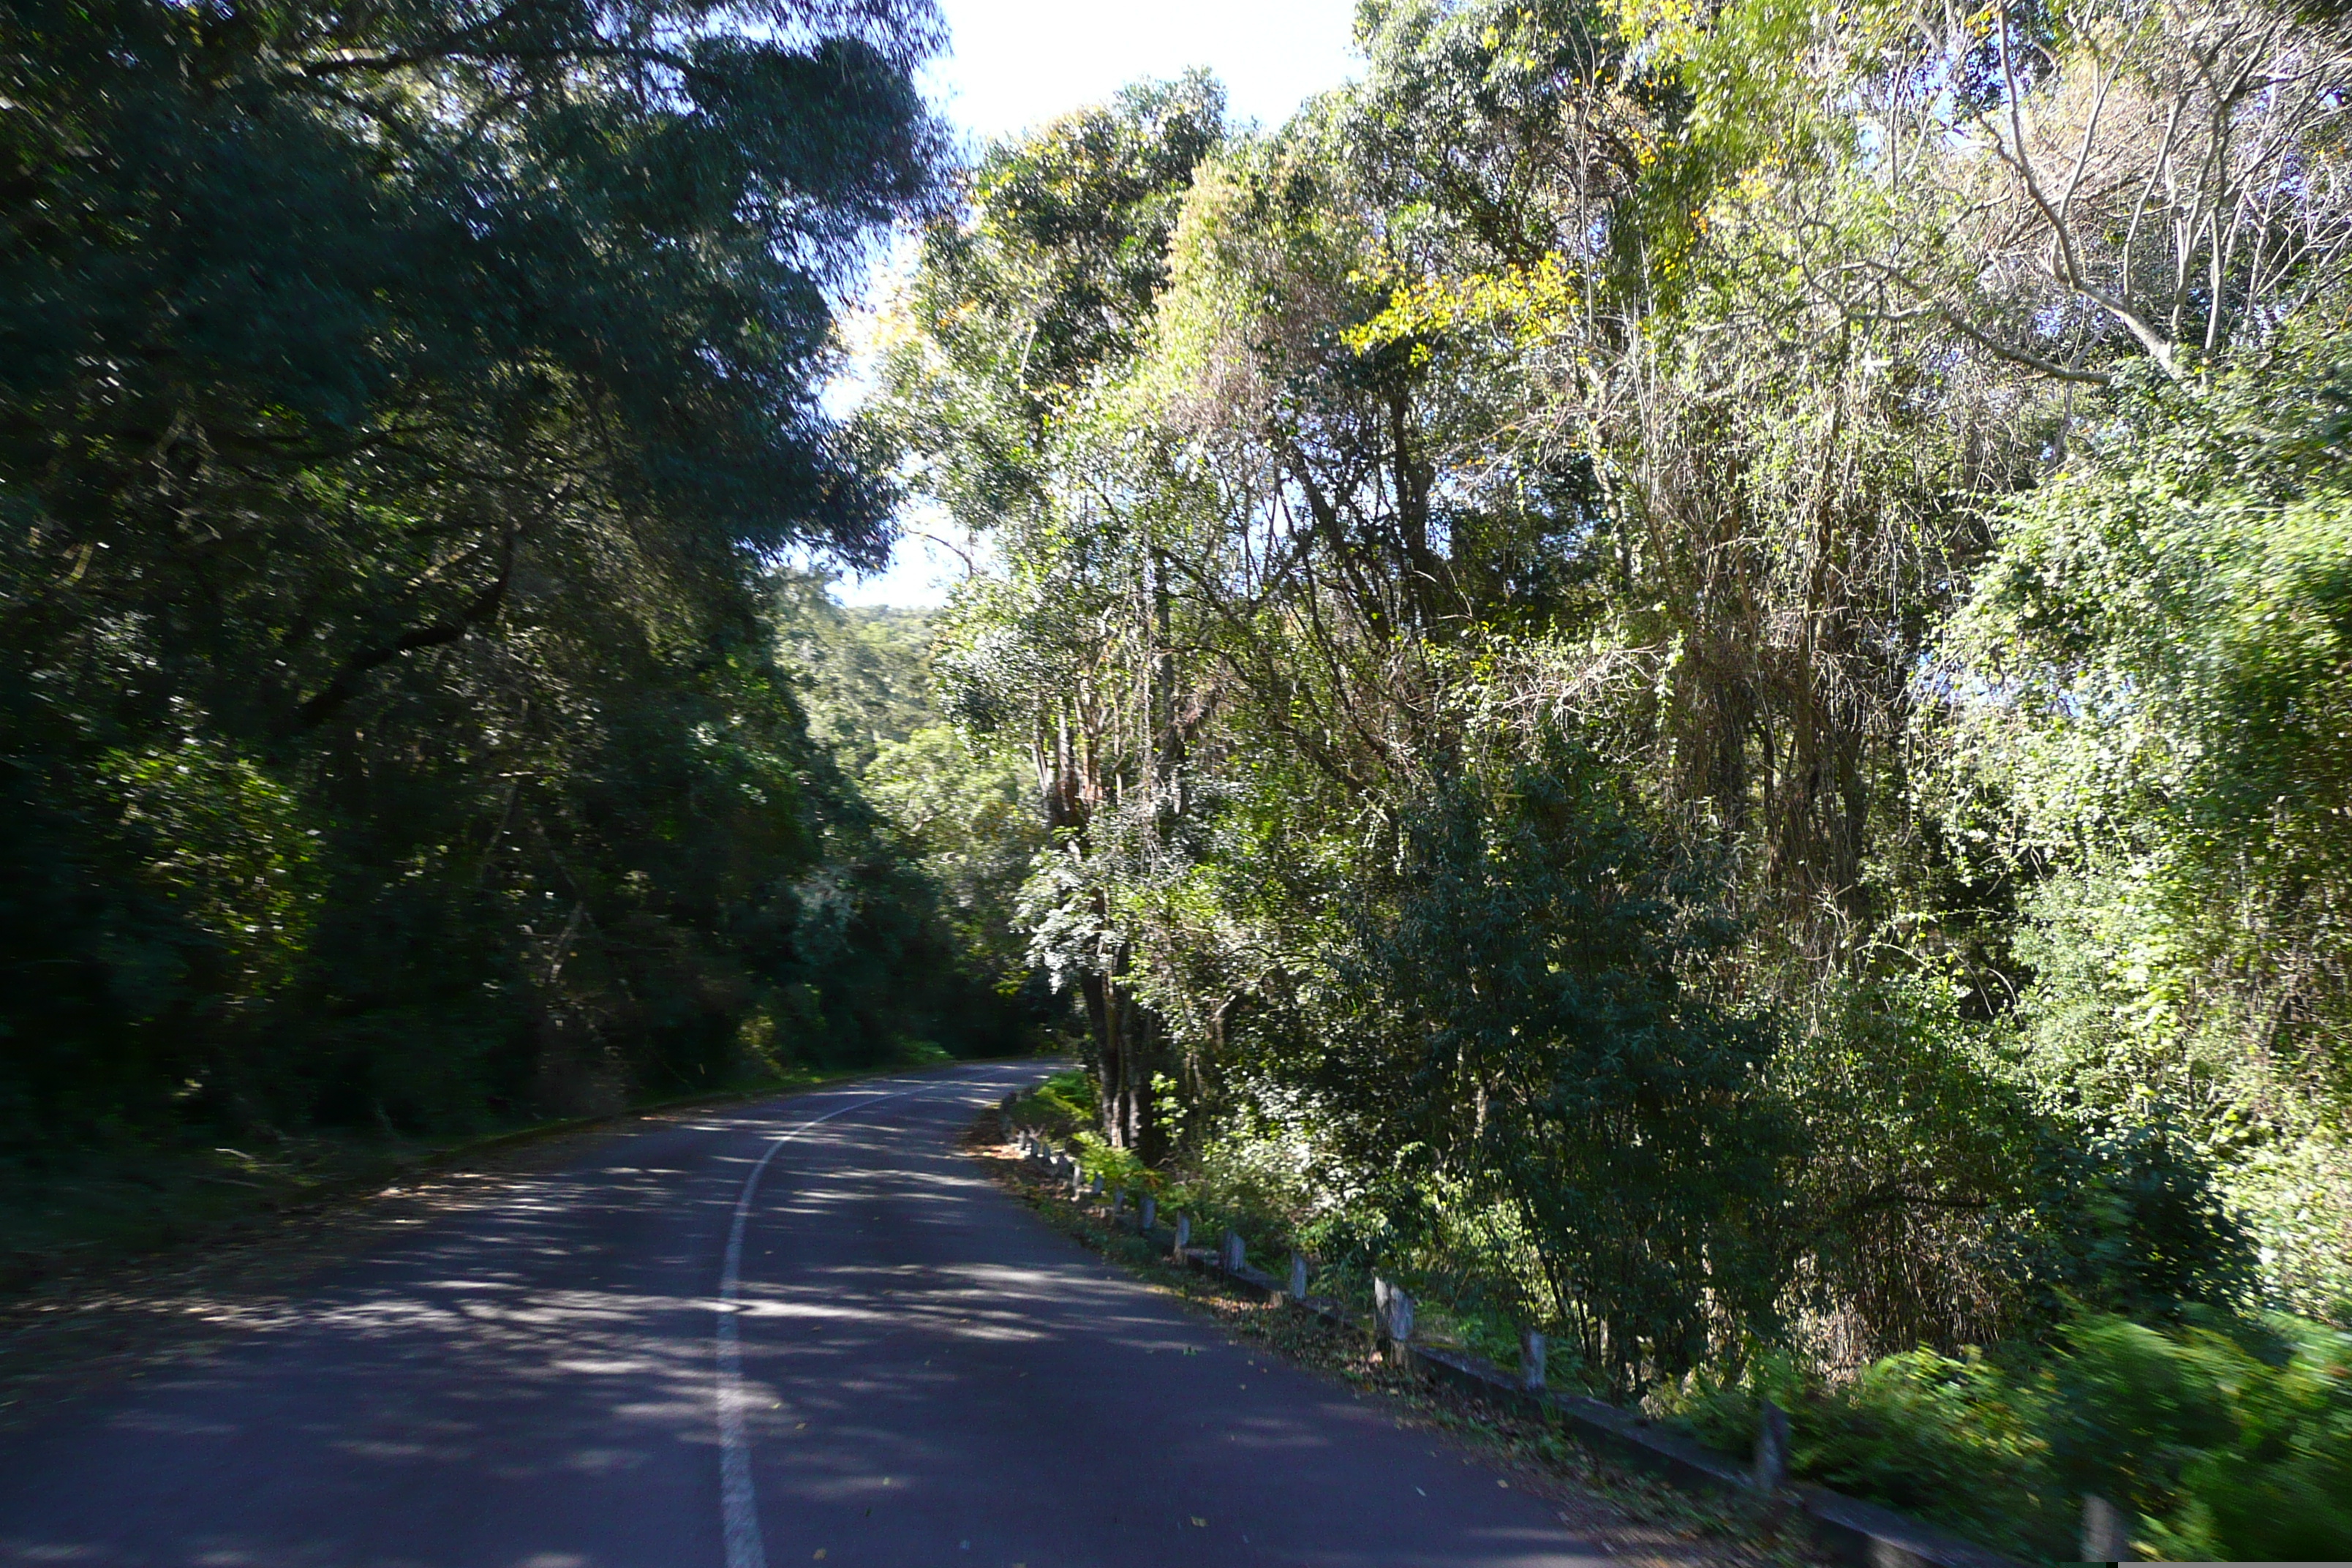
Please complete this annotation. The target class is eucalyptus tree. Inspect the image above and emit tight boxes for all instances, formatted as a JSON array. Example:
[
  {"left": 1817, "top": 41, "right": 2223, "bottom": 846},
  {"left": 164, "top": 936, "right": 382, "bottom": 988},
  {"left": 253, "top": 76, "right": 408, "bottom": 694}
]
[
  {"left": 1581, "top": 0, "right": 2352, "bottom": 1321},
  {"left": 877, "top": 73, "right": 1226, "bottom": 1147},
  {"left": 1324, "top": 0, "right": 2288, "bottom": 1347},
  {"left": 1101, "top": 31, "right": 1814, "bottom": 1379}
]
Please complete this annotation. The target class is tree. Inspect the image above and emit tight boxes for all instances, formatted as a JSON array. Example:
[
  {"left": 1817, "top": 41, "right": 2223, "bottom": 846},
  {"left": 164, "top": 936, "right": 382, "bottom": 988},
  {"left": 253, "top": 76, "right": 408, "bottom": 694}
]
[
  {"left": 1319, "top": 726, "right": 1795, "bottom": 1394},
  {"left": 1946, "top": 342, "right": 2352, "bottom": 1311},
  {"left": 871, "top": 0, "right": 2352, "bottom": 1395},
  {"left": 0, "top": 0, "right": 961, "bottom": 1153},
  {"left": 879, "top": 74, "right": 1227, "bottom": 1150}
]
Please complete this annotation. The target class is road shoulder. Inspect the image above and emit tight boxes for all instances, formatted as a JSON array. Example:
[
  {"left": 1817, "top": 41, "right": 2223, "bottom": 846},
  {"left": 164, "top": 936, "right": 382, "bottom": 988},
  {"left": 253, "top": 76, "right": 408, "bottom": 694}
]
[
  {"left": 0, "top": 1071, "right": 919, "bottom": 1431},
  {"left": 961, "top": 1104, "right": 1824, "bottom": 1568}
]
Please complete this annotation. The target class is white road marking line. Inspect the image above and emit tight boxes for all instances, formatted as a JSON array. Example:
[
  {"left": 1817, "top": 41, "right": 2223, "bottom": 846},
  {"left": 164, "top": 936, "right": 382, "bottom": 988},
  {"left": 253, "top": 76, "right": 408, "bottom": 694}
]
[{"left": 715, "top": 1075, "right": 1018, "bottom": 1568}]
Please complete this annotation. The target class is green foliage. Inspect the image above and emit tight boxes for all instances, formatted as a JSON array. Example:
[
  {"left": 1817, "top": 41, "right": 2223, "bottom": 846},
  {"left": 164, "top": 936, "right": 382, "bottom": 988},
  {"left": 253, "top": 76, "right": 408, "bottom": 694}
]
[
  {"left": 872, "top": 73, "right": 1239, "bottom": 1155},
  {"left": 1036, "top": 1068, "right": 1098, "bottom": 1123},
  {"left": 2051, "top": 1311, "right": 2352, "bottom": 1559},
  {"left": 1664, "top": 1346, "right": 2068, "bottom": 1558},
  {"left": 1070, "top": 1130, "right": 1153, "bottom": 1194},
  {"left": 105, "top": 736, "right": 327, "bottom": 1002},
  {"left": 765, "top": 568, "right": 1051, "bottom": 1033},
  {"left": 1948, "top": 342, "right": 2352, "bottom": 1312},
  {"left": 864, "top": 724, "right": 1044, "bottom": 987},
  {"left": 1305, "top": 726, "right": 1794, "bottom": 1393},
  {"left": 2012, "top": 1121, "right": 2257, "bottom": 1325},
  {"left": 872, "top": 70, "right": 1226, "bottom": 536},
  {"left": 953, "top": 70, "right": 1225, "bottom": 414},
  {"left": 1668, "top": 1311, "right": 2352, "bottom": 1561},
  {"left": 769, "top": 571, "right": 941, "bottom": 775},
  {"left": 1785, "top": 1349, "right": 2060, "bottom": 1553},
  {"left": 850, "top": 0, "right": 2352, "bottom": 1539},
  {"left": 0, "top": 0, "right": 1051, "bottom": 1232},
  {"left": 1007, "top": 1068, "right": 1098, "bottom": 1140}
]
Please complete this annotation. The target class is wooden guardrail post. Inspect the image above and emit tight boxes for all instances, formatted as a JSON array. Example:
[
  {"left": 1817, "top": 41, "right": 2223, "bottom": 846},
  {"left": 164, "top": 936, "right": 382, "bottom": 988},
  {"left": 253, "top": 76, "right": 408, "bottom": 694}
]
[
  {"left": 1172, "top": 1213, "right": 1190, "bottom": 1259},
  {"left": 1754, "top": 1397, "right": 1790, "bottom": 1490},
  {"left": 1520, "top": 1329, "right": 1546, "bottom": 1392},
  {"left": 1139, "top": 1194, "right": 1156, "bottom": 1232},
  {"left": 1373, "top": 1277, "right": 1415, "bottom": 1370},
  {"left": 1287, "top": 1251, "right": 1308, "bottom": 1304},
  {"left": 2081, "top": 1493, "right": 2127, "bottom": 1562}
]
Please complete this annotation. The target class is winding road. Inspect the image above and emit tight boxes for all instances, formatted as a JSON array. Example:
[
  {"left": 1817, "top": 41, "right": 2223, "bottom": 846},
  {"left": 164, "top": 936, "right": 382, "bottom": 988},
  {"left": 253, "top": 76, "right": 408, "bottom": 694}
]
[{"left": 0, "top": 1063, "right": 1605, "bottom": 1567}]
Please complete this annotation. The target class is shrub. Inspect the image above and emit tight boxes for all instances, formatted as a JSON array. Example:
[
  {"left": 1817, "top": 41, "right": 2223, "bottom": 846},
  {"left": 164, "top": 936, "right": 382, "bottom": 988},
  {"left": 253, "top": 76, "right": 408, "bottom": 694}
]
[
  {"left": 1662, "top": 1311, "right": 2352, "bottom": 1561},
  {"left": 1658, "top": 1349, "right": 2069, "bottom": 1559},
  {"left": 2055, "top": 1312, "right": 2352, "bottom": 1560},
  {"left": 1071, "top": 1130, "right": 1153, "bottom": 1193},
  {"left": 1009, "top": 1067, "right": 1097, "bottom": 1139}
]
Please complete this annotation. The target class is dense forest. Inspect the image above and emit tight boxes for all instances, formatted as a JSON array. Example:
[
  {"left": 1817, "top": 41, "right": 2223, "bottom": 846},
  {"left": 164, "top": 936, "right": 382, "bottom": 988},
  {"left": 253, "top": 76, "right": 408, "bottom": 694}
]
[
  {"left": 867, "top": 0, "right": 2352, "bottom": 1556},
  {"left": 5, "top": 0, "right": 2351, "bottom": 1556},
  {"left": 0, "top": 0, "right": 1042, "bottom": 1251}
]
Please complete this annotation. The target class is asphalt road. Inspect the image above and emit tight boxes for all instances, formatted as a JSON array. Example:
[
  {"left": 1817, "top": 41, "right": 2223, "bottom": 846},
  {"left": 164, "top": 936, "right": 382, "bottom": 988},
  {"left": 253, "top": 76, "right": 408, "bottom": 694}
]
[{"left": 0, "top": 1063, "right": 1605, "bottom": 1567}]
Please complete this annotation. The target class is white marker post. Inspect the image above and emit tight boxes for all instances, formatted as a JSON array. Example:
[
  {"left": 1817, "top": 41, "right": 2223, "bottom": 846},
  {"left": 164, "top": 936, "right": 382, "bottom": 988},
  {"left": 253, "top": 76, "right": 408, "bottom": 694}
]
[
  {"left": 1754, "top": 1398, "right": 1790, "bottom": 1490},
  {"left": 1373, "top": 1277, "right": 1414, "bottom": 1370}
]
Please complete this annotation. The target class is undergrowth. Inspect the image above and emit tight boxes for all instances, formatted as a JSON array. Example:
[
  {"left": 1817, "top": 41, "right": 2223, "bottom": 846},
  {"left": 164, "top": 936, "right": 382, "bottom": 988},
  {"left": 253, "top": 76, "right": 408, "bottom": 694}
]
[
  {"left": 990, "top": 1079, "right": 2352, "bottom": 1564},
  {"left": 1654, "top": 1315, "right": 2352, "bottom": 1561}
]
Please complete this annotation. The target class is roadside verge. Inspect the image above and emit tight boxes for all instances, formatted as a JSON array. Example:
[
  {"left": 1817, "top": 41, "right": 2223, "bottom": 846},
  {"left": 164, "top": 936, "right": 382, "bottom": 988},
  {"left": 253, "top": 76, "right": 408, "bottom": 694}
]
[
  {"left": 965, "top": 1103, "right": 1825, "bottom": 1568},
  {"left": 973, "top": 1110, "right": 2032, "bottom": 1568},
  {"left": 0, "top": 1058, "right": 1026, "bottom": 1426}
]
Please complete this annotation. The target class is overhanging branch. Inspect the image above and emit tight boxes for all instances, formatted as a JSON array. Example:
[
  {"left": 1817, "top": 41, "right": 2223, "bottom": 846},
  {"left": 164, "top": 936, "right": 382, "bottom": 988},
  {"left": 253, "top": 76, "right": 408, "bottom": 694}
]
[{"left": 284, "top": 529, "right": 518, "bottom": 734}]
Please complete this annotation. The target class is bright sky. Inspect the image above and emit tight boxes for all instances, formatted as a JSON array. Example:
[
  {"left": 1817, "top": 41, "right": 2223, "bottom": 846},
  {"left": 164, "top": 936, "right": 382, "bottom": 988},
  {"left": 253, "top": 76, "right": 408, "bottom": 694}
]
[{"left": 829, "top": 0, "right": 1366, "bottom": 608}]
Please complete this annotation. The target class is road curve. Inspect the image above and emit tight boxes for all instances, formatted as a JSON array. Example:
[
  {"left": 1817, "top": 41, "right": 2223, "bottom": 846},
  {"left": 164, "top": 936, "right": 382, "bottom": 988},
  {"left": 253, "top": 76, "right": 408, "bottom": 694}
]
[{"left": 0, "top": 1063, "right": 1604, "bottom": 1567}]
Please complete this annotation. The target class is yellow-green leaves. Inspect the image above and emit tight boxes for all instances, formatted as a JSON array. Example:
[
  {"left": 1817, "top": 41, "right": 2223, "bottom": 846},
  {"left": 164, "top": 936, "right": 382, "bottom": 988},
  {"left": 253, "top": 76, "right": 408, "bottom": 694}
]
[
  {"left": 1345, "top": 253, "right": 1583, "bottom": 358},
  {"left": 105, "top": 739, "right": 325, "bottom": 1000}
]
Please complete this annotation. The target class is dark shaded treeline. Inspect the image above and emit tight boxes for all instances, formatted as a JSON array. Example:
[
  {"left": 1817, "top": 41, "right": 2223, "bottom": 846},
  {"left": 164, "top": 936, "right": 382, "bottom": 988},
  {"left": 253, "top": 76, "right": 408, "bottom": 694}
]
[{"left": 0, "top": 0, "right": 1032, "bottom": 1205}]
